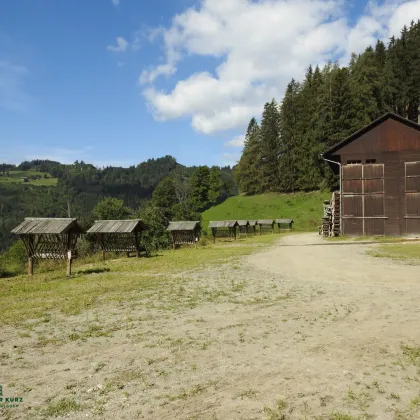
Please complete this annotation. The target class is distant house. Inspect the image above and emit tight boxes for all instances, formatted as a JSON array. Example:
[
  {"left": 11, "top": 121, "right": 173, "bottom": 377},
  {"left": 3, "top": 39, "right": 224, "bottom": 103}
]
[{"left": 21, "top": 177, "right": 29, "bottom": 183}]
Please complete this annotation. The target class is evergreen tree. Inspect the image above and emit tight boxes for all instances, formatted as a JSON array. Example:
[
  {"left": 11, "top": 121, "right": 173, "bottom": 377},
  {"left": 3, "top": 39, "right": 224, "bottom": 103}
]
[
  {"left": 278, "top": 79, "right": 301, "bottom": 192},
  {"left": 235, "top": 118, "right": 262, "bottom": 194},
  {"left": 208, "top": 166, "right": 222, "bottom": 205},
  {"left": 152, "top": 177, "right": 178, "bottom": 220},
  {"left": 189, "top": 166, "right": 211, "bottom": 212},
  {"left": 259, "top": 99, "right": 281, "bottom": 191}
]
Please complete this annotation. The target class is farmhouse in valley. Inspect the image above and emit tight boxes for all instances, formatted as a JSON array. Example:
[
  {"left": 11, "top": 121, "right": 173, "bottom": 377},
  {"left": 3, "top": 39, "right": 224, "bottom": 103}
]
[{"left": 322, "top": 112, "right": 420, "bottom": 236}]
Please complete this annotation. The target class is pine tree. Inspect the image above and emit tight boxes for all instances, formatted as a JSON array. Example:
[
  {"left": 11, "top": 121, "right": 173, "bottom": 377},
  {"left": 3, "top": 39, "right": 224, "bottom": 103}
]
[
  {"left": 350, "top": 46, "right": 380, "bottom": 126},
  {"left": 235, "top": 118, "right": 262, "bottom": 194},
  {"left": 189, "top": 166, "right": 211, "bottom": 212},
  {"left": 259, "top": 99, "right": 281, "bottom": 191},
  {"left": 208, "top": 166, "right": 222, "bottom": 205},
  {"left": 278, "top": 79, "right": 301, "bottom": 192}
]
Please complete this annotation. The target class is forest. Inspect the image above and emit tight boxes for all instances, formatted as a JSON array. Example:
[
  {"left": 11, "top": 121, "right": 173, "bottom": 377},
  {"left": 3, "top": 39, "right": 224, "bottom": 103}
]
[
  {"left": 235, "top": 21, "right": 420, "bottom": 194},
  {"left": 0, "top": 157, "right": 236, "bottom": 252}
]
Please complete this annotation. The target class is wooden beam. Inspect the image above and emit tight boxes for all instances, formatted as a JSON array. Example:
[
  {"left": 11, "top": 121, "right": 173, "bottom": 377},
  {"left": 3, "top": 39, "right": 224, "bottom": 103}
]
[{"left": 28, "top": 257, "right": 33, "bottom": 276}]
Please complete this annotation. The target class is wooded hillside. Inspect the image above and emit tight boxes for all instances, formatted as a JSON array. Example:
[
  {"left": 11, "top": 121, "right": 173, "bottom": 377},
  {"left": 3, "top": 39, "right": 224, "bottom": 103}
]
[
  {"left": 235, "top": 21, "right": 420, "bottom": 193},
  {"left": 0, "top": 157, "right": 236, "bottom": 252}
]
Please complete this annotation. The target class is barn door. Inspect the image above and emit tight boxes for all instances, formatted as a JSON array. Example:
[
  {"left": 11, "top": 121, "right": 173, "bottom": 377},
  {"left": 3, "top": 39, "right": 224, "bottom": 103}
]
[
  {"left": 363, "top": 164, "right": 385, "bottom": 235},
  {"left": 405, "top": 161, "right": 420, "bottom": 235},
  {"left": 342, "top": 163, "right": 384, "bottom": 236},
  {"left": 342, "top": 164, "right": 363, "bottom": 235}
]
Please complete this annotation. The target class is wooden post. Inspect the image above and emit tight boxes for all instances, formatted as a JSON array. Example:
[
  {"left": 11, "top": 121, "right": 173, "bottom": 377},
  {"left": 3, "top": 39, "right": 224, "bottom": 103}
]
[
  {"left": 102, "top": 250, "right": 106, "bottom": 262},
  {"left": 135, "top": 231, "right": 140, "bottom": 258},
  {"left": 28, "top": 257, "right": 34, "bottom": 276},
  {"left": 67, "top": 250, "right": 72, "bottom": 276},
  {"left": 172, "top": 232, "right": 176, "bottom": 250}
]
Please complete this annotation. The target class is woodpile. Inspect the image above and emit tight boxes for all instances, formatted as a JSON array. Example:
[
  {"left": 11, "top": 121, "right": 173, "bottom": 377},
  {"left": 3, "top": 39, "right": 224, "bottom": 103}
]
[{"left": 320, "top": 192, "right": 341, "bottom": 237}]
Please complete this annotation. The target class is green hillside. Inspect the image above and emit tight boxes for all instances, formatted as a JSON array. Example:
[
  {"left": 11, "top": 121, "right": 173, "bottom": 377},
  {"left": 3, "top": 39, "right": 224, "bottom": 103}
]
[
  {"left": 0, "top": 170, "right": 58, "bottom": 186},
  {"left": 202, "top": 191, "right": 330, "bottom": 232}
]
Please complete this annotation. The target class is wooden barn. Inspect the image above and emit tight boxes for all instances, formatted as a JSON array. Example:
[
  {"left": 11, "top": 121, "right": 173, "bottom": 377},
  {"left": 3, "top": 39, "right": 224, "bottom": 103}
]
[
  {"left": 322, "top": 112, "right": 420, "bottom": 236},
  {"left": 166, "top": 221, "right": 201, "bottom": 249}
]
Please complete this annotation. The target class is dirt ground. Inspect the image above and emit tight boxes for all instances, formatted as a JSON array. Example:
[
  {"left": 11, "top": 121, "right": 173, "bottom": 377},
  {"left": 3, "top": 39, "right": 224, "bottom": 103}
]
[{"left": 2, "top": 233, "right": 420, "bottom": 419}]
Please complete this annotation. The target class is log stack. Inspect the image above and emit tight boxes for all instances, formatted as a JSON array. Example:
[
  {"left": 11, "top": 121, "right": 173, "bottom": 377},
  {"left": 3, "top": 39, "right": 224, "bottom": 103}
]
[{"left": 320, "top": 193, "right": 341, "bottom": 237}]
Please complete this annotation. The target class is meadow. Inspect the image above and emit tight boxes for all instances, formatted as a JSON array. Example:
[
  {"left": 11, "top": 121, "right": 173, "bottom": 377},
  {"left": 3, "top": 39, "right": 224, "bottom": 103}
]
[
  {"left": 202, "top": 191, "right": 330, "bottom": 231},
  {"left": 0, "top": 170, "right": 58, "bottom": 187}
]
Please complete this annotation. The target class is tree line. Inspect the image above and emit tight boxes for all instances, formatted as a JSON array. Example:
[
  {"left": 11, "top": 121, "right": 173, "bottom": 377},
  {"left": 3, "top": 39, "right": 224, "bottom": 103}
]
[
  {"left": 0, "top": 157, "right": 236, "bottom": 253},
  {"left": 235, "top": 21, "right": 420, "bottom": 193}
]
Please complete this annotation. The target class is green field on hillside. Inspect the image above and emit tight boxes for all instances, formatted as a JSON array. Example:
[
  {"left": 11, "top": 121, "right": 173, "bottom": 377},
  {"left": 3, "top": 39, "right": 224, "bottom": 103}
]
[
  {"left": 202, "top": 191, "right": 330, "bottom": 232},
  {"left": 0, "top": 170, "right": 58, "bottom": 186}
]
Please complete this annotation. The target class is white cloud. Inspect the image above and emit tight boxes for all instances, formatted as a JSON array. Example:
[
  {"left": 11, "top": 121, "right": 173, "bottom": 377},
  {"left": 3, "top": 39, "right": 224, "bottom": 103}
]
[
  {"left": 107, "top": 37, "right": 129, "bottom": 52},
  {"left": 225, "top": 135, "right": 245, "bottom": 148},
  {"left": 112, "top": 0, "right": 120, "bottom": 6},
  {"left": 140, "top": 0, "right": 420, "bottom": 137},
  {"left": 0, "top": 60, "right": 31, "bottom": 111}
]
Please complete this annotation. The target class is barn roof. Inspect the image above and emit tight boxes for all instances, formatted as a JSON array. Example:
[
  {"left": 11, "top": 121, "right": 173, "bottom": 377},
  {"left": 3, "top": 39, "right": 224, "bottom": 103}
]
[
  {"left": 323, "top": 112, "right": 420, "bottom": 157},
  {"left": 12, "top": 218, "right": 84, "bottom": 235},
  {"left": 237, "top": 220, "right": 250, "bottom": 226},
  {"left": 257, "top": 219, "right": 275, "bottom": 225},
  {"left": 248, "top": 220, "right": 258, "bottom": 226},
  {"left": 209, "top": 220, "right": 238, "bottom": 228},
  {"left": 87, "top": 219, "right": 148, "bottom": 234},
  {"left": 276, "top": 218, "right": 294, "bottom": 224},
  {"left": 166, "top": 221, "right": 200, "bottom": 231}
]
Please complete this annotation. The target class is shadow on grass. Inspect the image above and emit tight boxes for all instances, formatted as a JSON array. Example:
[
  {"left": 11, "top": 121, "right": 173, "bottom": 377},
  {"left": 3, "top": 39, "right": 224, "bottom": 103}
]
[{"left": 74, "top": 267, "right": 111, "bottom": 275}]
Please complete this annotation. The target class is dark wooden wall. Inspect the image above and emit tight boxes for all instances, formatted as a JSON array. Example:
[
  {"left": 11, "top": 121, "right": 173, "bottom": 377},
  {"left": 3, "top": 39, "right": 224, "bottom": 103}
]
[{"left": 331, "top": 118, "right": 420, "bottom": 236}]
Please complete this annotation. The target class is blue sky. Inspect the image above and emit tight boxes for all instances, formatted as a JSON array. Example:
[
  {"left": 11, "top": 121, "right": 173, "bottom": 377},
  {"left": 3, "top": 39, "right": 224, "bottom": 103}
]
[{"left": 1, "top": 0, "right": 419, "bottom": 168}]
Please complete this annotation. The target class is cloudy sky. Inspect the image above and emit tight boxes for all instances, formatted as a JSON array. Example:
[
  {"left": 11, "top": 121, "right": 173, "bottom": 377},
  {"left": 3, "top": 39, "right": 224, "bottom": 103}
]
[{"left": 1, "top": 0, "right": 420, "bottom": 167}]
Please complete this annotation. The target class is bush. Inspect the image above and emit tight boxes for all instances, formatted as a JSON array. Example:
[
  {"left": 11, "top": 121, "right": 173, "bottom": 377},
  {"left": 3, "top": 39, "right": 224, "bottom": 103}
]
[
  {"left": 76, "top": 236, "right": 96, "bottom": 258},
  {"left": 0, "top": 240, "right": 27, "bottom": 277},
  {"left": 198, "top": 236, "right": 208, "bottom": 247}
]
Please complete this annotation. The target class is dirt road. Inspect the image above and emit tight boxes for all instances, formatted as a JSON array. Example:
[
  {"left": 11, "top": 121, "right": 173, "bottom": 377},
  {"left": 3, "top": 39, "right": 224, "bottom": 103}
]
[{"left": 2, "top": 233, "right": 420, "bottom": 419}]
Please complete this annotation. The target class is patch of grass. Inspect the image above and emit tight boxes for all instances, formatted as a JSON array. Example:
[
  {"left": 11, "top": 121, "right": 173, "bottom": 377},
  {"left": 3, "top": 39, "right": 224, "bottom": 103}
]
[
  {"left": 234, "top": 389, "right": 258, "bottom": 399},
  {"left": 0, "top": 170, "right": 58, "bottom": 186},
  {"left": 263, "top": 399, "right": 288, "bottom": 420},
  {"left": 401, "top": 345, "right": 420, "bottom": 367},
  {"left": 346, "top": 388, "right": 374, "bottom": 411},
  {"left": 41, "top": 398, "right": 84, "bottom": 417},
  {"left": 367, "top": 243, "right": 420, "bottom": 262},
  {"left": 327, "top": 413, "right": 361, "bottom": 420},
  {"left": 202, "top": 191, "right": 330, "bottom": 232},
  {"left": 410, "top": 396, "right": 420, "bottom": 408},
  {"left": 327, "top": 236, "right": 410, "bottom": 243},
  {"left": 0, "top": 234, "right": 279, "bottom": 325}
]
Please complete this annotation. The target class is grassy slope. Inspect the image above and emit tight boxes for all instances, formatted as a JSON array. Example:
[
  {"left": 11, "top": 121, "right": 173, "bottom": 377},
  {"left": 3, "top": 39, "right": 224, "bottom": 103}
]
[
  {"left": 0, "top": 170, "right": 58, "bottom": 186},
  {"left": 202, "top": 191, "right": 330, "bottom": 232}
]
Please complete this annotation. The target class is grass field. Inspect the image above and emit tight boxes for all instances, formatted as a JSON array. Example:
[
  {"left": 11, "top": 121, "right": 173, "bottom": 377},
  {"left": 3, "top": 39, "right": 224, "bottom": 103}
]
[
  {"left": 368, "top": 242, "right": 420, "bottom": 262},
  {"left": 0, "top": 234, "right": 279, "bottom": 326},
  {"left": 202, "top": 191, "right": 330, "bottom": 232},
  {"left": 0, "top": 170, "right": 58, "bottom": 186}
]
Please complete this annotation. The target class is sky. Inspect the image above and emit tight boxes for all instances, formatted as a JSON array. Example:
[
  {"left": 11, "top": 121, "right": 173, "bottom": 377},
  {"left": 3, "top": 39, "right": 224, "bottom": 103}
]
[{"left": 1, "top": 0, "right": 420, "bottom": 168}]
